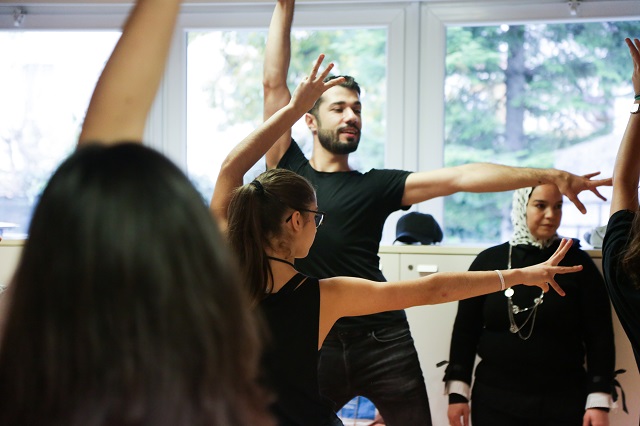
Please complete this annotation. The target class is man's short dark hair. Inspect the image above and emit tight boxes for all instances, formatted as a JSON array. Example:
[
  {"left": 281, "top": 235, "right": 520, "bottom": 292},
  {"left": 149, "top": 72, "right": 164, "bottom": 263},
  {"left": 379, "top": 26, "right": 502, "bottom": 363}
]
[{"left": 308, "top": 75, "right": 361, "bottom": 117}]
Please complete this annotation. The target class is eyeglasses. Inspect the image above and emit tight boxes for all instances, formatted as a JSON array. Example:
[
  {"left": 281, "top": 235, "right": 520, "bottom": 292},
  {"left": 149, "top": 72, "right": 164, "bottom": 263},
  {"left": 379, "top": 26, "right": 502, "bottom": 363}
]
[{"left": 285, "top": 208, "right": 326, "bottom": 228}]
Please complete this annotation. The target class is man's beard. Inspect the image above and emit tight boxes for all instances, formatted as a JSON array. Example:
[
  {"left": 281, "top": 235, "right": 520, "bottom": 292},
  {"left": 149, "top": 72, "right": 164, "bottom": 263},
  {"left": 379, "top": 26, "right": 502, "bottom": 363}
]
[{"left": 317, "top": 127, "right": 360, "bottom": 155}]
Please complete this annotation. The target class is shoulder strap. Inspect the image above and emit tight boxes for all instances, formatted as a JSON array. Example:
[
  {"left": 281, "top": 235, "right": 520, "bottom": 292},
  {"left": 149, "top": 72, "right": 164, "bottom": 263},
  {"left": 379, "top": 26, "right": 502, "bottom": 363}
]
[{"left": 277, "top": 273, "right": 307, "bottom": 295}]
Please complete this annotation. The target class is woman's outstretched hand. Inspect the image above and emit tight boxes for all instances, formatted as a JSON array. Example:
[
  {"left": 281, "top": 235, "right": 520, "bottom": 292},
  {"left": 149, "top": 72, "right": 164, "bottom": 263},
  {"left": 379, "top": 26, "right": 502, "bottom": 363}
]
[{"left": 509, "top": 238, "right": 582, "bottom": 296}]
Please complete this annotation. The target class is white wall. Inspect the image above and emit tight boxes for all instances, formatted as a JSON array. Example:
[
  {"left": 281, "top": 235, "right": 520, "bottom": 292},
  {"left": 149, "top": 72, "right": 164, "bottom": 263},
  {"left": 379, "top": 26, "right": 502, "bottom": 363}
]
[{"left": 380, "top": 245, "right": 640, "bottom": 426}]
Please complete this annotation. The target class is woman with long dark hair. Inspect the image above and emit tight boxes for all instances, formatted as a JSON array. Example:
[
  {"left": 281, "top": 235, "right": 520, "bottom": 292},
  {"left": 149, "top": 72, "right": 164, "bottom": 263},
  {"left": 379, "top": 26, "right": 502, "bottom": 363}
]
[
  {"left": 602, "top": 37, "right": 640, "bottom": 374},
  {"left": 0, "top": 1, "right": 276, "bottom": 424}
]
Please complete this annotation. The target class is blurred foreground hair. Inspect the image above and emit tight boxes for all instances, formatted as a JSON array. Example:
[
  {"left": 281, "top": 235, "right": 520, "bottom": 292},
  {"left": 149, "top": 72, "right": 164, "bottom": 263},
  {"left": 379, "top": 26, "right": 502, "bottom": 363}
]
[{"left": 0, "top": 143, "right": 273, "bottom": 426}]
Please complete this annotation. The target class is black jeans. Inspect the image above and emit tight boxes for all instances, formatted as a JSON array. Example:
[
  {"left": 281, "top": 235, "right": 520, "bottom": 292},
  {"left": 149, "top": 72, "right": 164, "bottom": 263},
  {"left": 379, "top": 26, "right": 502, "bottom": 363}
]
[{"left": 318, "top": 321, "right": 432, "bottom": 426}]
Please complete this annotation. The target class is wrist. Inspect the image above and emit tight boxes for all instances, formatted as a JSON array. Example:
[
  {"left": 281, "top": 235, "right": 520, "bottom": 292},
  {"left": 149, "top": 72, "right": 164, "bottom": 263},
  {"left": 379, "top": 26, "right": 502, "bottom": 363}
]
[
  {"left": 284, "top": 102, "right": 307, "bottom": 118},
  {"left": 503, "top": 268, "right": 520, "bottom": 288},
  {"left": 585, "top": 392, "right": 612, "bottom": 410},
  {"left": 538, "top": 167, "right": 564, "bottom": 187},
  {"left": 494, "top": 270, "right": 506, "bottom": 291}
]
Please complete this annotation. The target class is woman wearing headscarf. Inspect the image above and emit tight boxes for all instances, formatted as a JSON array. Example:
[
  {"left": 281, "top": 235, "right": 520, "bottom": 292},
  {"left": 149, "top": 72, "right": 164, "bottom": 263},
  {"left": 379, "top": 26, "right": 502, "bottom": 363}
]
[{"left": 444, "top": 184, "right": 616, "bottom": 426}]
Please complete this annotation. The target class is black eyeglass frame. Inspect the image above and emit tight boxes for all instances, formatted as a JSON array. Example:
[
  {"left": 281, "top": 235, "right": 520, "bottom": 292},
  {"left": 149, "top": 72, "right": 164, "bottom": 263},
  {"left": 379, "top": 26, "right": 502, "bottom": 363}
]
[{"left": 285, "top": 208, "right": 326, "bottom": 228}]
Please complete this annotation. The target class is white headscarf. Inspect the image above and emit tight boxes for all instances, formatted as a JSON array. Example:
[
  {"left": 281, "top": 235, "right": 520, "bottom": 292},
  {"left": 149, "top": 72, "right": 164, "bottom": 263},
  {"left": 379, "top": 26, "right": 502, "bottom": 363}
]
[{"left": 508, "top": 187, "right": 559, "bottom": 249}]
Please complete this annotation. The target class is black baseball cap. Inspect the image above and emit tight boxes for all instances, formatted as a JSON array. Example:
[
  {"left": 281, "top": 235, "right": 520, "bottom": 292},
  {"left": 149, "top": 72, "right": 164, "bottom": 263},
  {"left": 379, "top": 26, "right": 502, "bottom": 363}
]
[{"left": 395, "top": 212, "right": 443, "bottom": 245}]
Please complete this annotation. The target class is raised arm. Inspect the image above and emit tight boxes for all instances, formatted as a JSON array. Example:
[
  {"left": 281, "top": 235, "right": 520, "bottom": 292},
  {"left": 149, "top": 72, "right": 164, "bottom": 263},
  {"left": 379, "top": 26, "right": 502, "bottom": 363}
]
[
  {"left": 611, "top": 38, "right": 640, "bottom": 216},
  {"left": 78, "top": 0, "right": 181, "bottom": 145},
  {"left": 263, "top": 0, "right": 295, "bottom": 169},
  {"left": 211, "top": 56, "right": 344, "bottom": 231},
  {"left": 403, "top": 163, "right": 611, "bottom": 214}
]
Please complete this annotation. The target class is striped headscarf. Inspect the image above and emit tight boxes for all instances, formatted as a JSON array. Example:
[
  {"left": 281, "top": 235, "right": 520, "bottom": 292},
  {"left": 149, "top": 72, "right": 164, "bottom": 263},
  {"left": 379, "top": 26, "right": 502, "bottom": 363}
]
[{"left": 508, "top": 187, "right": 559, "bottom": 249}]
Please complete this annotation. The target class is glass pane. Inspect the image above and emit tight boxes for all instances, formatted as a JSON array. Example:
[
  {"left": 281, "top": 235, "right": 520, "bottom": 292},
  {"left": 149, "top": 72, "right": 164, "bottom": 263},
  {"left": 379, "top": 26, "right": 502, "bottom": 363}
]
[
  {"left": 0, "top": 31, "right": 120, "bottom": 238},
  {"left": 186, "top": 28, "right": 388, "bottom": 202},
  {"left": 444, "top": 21, "right": 635, "bottom": 246}
]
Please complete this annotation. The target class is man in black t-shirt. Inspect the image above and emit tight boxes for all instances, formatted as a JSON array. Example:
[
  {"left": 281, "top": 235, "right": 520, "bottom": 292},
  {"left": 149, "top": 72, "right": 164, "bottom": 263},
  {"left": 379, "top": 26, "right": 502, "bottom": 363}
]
[{"left": 263, "top": 2, "right": 612, "bottom": 424}]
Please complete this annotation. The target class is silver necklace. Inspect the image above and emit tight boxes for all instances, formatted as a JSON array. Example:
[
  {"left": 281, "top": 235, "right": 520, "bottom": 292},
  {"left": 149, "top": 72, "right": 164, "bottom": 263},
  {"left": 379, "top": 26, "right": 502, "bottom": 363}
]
[{"left": 504, "top": 245, "right": 544, "bottom": 340}]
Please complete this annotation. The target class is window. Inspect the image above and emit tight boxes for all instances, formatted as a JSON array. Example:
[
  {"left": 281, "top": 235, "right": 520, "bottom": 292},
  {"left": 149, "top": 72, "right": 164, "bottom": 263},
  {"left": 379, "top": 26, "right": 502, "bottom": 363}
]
[
  {"left": 0, "top": 30, "right": 120, "bottom": 238},
  {"left": 0, "top": 4, "right": 401, "bottom": 240},
  {"left": 1, "top": 2, "right": 635, "bottom": 245},
  {"left": 442, "top": 21, "right": 635, "bottom": 245}
]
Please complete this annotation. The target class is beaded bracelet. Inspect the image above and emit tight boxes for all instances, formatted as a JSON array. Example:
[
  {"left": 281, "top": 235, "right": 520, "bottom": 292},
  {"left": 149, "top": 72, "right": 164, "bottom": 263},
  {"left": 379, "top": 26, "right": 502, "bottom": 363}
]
[{"left": 635, "top": 94, "right": 640, "bottom": 101}]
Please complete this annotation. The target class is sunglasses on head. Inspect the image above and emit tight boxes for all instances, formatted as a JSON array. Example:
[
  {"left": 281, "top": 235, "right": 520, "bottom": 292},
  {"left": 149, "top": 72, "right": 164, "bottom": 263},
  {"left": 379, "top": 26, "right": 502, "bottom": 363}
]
[{"left": 285, "top": 208, "right": 326, "bottom": 228}]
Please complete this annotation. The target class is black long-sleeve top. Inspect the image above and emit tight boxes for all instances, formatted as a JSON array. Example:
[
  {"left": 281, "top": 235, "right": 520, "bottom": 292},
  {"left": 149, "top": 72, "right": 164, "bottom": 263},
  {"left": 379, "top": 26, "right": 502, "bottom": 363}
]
[{"left": 445, "top": 240, "right": 615, "bottom": 395}]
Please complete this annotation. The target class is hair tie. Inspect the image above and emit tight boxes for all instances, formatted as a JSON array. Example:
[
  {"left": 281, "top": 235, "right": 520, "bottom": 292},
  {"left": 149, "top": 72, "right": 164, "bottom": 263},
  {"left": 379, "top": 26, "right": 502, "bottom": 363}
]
[{"left": 250, "top": 179, "right": 265, "bottom": 194}]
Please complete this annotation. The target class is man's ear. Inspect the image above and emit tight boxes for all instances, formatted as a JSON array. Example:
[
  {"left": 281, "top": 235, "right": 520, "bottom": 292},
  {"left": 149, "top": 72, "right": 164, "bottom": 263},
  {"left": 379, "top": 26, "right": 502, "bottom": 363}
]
[{"left": 305, "top": 113, "right": 317, "bottom": 133}]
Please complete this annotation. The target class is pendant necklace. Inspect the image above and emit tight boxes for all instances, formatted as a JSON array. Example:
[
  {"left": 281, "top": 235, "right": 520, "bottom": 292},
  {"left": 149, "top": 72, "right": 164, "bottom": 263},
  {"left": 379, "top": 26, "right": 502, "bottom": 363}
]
[{"left": 503, "top": 245, "right": 544, "bottom": 340}]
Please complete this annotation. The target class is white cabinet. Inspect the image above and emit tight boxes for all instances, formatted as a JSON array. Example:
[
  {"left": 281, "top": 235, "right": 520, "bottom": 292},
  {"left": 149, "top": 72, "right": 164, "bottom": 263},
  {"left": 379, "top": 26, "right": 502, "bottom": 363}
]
[
  {"left": 380, "top": 247, "right": 476, "bottom": 426},
  {"left": 402, "top": 252, "right": 476, "bottom": 426}
]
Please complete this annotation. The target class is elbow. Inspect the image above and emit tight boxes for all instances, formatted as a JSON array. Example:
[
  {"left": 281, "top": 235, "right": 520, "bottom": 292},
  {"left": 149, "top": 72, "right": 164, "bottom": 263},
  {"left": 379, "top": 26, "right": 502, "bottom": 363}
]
[
  {"left": 262, "top": 76, "right": 274, "bottom": 90},
  {"left": 419, "top": 283, "right": 449, "bottom": 306},
  {"left": 218, "top": 157, "right": 238, "bottom": 178},
  {"left": 262, "top": 74, "right": 287, "bottom": 92},
  {"left": 612, "top": 172, "right": 640, "bottom": 191}
]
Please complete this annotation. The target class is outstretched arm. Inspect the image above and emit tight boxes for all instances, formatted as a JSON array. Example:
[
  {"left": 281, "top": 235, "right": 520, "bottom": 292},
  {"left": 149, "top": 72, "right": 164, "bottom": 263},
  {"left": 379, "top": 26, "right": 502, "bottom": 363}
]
[
  {"left": 403, "top": 164, "right": 611, "bottom": 214},
  {"left": 611, "top": 38, "right": 640, "bottom": 216},
  {"left": 319, "top": 238, "right": 579, "bottom": 345},
  {"left": 78, "top": 0, "right": 181, "bottom": 145},
  {"left": 211, "top": 56, "right": 344, "bottom": 231},
  {"left": 263, "top": 0, "right": 295, "bottom": 169}
]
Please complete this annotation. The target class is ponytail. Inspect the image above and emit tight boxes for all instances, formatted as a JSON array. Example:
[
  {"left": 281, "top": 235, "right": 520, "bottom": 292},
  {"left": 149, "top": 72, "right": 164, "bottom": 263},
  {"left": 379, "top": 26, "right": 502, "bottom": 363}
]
[{"left": 227, "top": 169, "right": 316, "bottom": 303}]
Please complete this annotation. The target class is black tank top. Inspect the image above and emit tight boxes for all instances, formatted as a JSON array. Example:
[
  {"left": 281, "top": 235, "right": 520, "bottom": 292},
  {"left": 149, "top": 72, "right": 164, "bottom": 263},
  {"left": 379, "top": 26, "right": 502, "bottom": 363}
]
[{"left": 260, "top": 273, "right": 342, "bottom": 426}]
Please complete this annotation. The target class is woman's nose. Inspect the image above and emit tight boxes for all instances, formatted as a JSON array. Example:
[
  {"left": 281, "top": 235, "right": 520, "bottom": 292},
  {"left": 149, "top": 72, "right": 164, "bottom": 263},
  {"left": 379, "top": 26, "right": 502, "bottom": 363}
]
[{"left": 546, "top": 208, "right": 558, "bottom": 218}]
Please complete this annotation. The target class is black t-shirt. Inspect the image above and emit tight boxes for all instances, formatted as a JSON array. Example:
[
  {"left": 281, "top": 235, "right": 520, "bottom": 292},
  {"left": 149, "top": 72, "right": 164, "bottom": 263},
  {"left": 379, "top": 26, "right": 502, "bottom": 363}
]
[
  {"left": 260, "top": 273, "right": 340, "bottom": 426},
  {"left": 603, "top": 209, "right": 640, "bottom": 372},
  {"left": 278, "top": 140, "right": 411, "bottom": 329},
  {"left": 446, "top": 241, "right": 615, "bottom": 394}
]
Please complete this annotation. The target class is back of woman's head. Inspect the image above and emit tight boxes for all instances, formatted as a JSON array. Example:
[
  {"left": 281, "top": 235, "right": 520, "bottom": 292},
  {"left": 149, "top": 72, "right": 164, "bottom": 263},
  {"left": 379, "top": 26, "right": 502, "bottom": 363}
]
[
  {"left": 0, "top": 143, "right": 273, "bottom": 426},
  {"left": 226, "top": 168, "right": 316, "bottom": 303}
]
